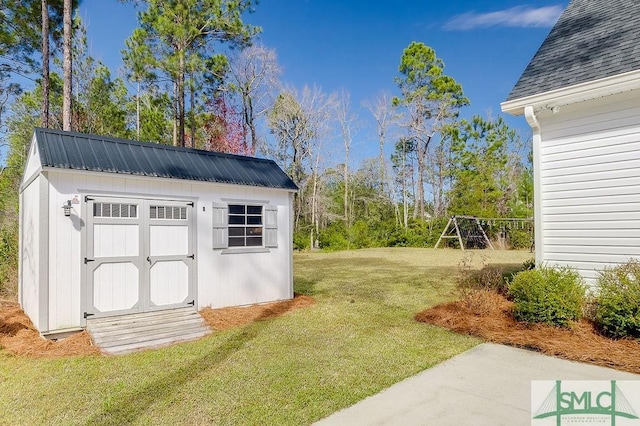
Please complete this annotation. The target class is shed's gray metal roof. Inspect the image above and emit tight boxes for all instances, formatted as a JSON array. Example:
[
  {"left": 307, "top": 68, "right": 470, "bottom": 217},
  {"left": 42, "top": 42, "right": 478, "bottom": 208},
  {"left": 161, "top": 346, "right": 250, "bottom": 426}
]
[
  {"left": 506, "top": 0, "right": 640, "bottom": 102},
  {"left": 34, "top": 128, "right": 298, "bottom": 191}
]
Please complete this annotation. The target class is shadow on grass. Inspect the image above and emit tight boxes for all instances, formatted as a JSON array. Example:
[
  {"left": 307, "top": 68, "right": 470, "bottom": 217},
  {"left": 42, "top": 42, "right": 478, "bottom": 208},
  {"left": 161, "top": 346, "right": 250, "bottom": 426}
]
[
  {"left": 294, "top": 276, "right": 321, "bottom": 296},
  {"left": 84, "top": 314, "right": 273, "bottom": 425}
]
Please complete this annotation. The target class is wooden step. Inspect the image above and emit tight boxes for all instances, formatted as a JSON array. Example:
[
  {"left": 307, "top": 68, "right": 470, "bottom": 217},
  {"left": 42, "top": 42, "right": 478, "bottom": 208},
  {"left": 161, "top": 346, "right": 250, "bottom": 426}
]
[{"left": 87, "top": 308, "right": 211, "bottom": 355}]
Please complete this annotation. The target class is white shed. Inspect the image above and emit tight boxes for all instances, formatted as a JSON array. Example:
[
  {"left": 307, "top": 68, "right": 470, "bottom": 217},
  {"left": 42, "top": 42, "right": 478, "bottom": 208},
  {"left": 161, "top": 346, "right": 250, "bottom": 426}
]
[
  {"left": 501, "top": 0, "right": 640, "bottom": 283},
  {"left": 19, "top": 128, "right": 297, "bottom": 338}
]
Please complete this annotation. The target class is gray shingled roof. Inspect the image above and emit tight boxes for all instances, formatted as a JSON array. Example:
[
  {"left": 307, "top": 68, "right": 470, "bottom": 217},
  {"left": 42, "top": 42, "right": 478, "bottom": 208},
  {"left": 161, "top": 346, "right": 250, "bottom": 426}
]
[
  {"left": 506, "top": 0, "right": 640, "bottom": 102},
  {"left": 34, "top": 128, "right": 298, "bottom": 190}
]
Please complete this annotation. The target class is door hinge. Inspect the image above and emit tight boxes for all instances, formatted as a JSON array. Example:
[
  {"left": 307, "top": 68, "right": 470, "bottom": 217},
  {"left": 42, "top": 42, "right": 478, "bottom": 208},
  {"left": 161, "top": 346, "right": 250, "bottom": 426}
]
[
  {"left": 84, "top": 258, "right": 95, "bottom": 264},
  {"left": 187, "top": 300, "right": 195, "bottom": 306},
  {"left": 85, "top": 196, "right": 94, "bottom": 202},
  {"left": 187, "top": 254, "right": 195, "bottom": 259},
  {"left": 83, "top": 312, "right": 94, "bottom": 319}
]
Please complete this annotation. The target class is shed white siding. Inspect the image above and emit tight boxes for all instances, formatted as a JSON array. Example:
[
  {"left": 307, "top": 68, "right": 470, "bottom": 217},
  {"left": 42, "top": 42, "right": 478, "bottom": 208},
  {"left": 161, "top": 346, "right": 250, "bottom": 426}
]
[
  {"left": 536, "top": 90, "right": 640, "bottom": 283},
  {"left": 19, "top": 174, "right": 44, "bottom": 330},
  {"left": 41, "top": 169, "right": 293, "bottom": 332}
]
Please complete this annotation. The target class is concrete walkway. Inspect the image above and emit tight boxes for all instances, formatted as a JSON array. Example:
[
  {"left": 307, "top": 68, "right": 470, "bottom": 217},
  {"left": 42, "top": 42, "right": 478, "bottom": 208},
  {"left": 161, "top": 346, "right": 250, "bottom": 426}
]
[{"left": 315, "top": 343, "right": 640, "bottom": 426}]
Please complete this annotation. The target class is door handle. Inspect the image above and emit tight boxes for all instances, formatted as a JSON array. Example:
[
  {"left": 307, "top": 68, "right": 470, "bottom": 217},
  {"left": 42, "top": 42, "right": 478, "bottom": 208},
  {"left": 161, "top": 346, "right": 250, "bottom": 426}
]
[{"left": 146, "top": 256, "right": 151, "bottom": 264}]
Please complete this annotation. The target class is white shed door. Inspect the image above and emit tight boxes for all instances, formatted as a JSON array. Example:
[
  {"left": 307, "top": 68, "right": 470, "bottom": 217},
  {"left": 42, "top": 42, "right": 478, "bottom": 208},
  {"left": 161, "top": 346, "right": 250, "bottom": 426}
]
[{"left": 84, "top": 197, "right": 195, "bottom": 319}]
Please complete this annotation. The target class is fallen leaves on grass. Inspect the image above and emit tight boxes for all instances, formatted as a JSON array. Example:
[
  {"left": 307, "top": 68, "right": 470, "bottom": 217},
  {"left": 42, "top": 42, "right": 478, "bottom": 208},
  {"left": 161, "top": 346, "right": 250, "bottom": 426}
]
[
  {"left": 0, "top": 300, "right": 100, "bottom": 358},
  {"left": 416, "top": 292, "right": 640, "bottom": 374},
  {"left": 200, "top": 294, "right": 316, "bottom": 331}
]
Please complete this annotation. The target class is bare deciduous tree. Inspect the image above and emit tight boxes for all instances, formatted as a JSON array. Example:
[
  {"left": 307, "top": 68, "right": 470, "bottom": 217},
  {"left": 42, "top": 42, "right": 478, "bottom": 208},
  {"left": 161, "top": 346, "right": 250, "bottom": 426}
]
[
  {"left": 363, "top": 91, "right": 394, "bottom": 193},
  {"left": 267, "top": 84, "right": 337, "bottom": 239},
  {"left": 226, "top": 44, "right": 281, "bottom": 154},
  {"left": 337, "top": 90, "right": 357, "bottom": 225}
]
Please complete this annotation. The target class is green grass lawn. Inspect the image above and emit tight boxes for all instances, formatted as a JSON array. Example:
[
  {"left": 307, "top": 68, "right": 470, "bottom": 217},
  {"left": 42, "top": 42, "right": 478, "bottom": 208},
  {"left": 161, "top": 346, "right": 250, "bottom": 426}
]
[{"left": 0, "top": 248, "right": 529, "bottom": 425}]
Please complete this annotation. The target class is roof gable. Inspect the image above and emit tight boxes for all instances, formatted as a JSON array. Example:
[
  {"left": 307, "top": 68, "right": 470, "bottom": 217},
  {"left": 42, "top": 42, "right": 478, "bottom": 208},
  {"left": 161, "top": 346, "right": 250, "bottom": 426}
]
[
  {"left": 506, "top": 0, "right": 640, "bottom": 102},
  {"left": 33, "top": 128, "right": 298, "bottom": 191}
]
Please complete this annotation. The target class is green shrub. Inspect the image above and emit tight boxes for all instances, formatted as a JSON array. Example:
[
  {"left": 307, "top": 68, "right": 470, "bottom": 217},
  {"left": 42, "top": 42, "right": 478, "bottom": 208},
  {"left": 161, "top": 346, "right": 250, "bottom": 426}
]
[
  {"left": 0, "top": 222, "right": 19, "bottom": 297},
  {"left": 594, "top": 260, "right": 640, "bottom": 339},
  {"left": 349, "top": 220, "right": 373, "bottom": 249},
  {"left": 458, "top": 265, "right": 508, "bottom": 295},
  {"left": 318, "top": 223, "right": 349, "bottom": 251},
  {"left": 507, "top": 228, "right": 532, "bottom": 249},
  {"left": 293, "top": 230, "right": 311, "bottom": 251},
  {"left": 508, "top": 266, "right": 586, "bottom": 327},
  {"left": 522, "top": 258, "right": 536, "bottom": 271}
]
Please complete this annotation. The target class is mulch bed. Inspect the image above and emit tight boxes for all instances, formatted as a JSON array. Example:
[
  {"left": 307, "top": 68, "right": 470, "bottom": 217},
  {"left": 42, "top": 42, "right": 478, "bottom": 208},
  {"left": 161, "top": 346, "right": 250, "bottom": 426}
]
[
  {"left": 0, "top": 300, "right": 100, "bottom": 358},
  {"left": 0, "top": 295, "right": 316, "bottom": 358},
  {"left": 199, "top": 294, "right": 316, "bottom": 331},
  {"left": 416, "top": 291, "right": 640, "bottom": 374}
]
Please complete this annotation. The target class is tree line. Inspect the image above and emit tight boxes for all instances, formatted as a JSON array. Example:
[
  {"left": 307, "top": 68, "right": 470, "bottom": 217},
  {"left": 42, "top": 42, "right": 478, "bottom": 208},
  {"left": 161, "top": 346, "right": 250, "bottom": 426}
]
[{"left": 0, "top": 1, "right": 533, "bottom": 294}]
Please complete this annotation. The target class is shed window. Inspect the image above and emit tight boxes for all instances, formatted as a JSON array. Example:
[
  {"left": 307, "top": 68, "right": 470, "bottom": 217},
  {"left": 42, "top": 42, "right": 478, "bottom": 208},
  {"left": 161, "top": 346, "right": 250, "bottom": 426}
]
[
  {"left": 150, "top": 205, "right": 187, "bottom": 220},
  {"left": 93, "top": 202, "right": 137, "bottom": 218},
  {"left": 212, "top": 203, "right": 277, "bottom": 250},
  {"left": 228, "top": 204, "right": 263, "bottom": 247}
]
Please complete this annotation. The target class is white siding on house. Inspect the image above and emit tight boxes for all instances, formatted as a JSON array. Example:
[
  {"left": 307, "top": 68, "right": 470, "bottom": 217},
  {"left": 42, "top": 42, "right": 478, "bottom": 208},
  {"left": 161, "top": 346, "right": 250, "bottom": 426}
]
[{"left": 537, "top": 91, "right": 640, "bottom": 283}]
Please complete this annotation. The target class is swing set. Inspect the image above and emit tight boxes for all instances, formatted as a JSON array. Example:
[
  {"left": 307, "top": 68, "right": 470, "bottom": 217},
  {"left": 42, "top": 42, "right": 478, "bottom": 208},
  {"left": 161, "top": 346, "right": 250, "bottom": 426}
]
[{"left": 434, "top": 215, "right": 534, "bottom": 250}]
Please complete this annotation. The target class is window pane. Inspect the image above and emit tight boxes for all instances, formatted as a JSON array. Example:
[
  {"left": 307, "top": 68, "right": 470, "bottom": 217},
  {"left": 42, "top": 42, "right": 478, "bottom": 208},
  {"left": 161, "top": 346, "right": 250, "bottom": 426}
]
[
  {"left": 246, "top": 237, "right": 262, "bottom": 247},
  {"left": 247, "top": 227, "right": 262, "bottom": 236},
  {"left": 229, "top": 215, "right": 246, "bottom": 225},
  {"left": 226, "top": 204, "right": 265, "bottom": 249},
  {"left": 228, "top": 237, "right": 245, "bottom": 247},
  {"left": 247, "top": 205, "right": 262, "bottom": 215},
  {"left": 247, "top": 216, "right": 262, "bottom": 225},
  {"left": 229, "top": 205, "right": 245, "bottom": 214},
  {"left": 229, "top": 227, "right": 245, "bottom": 237}
]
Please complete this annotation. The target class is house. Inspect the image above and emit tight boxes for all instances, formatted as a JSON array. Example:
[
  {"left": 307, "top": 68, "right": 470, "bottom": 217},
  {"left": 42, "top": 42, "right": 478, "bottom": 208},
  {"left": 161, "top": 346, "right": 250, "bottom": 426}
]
[
  {"left": 501, "top": 0, "right": 640, "bottom": 283},
  {"left": 19, "top": 128, "right": 297, "bottom": 338}
]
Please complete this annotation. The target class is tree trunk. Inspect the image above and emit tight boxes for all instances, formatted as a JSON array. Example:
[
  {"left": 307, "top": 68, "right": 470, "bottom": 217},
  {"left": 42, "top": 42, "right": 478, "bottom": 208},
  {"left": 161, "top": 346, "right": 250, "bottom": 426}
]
[
  {"left": 379, "top": 131, "right": 385, "bottom": 193},
  {"left": 41, "top": 0, "right": 49, "bottom": 128},
  {"left": 173, "top": 80, "right": 178, "bottom": 146},
  {"left": 344, "top": 149, "right": 349, "bottom": 224},
  {"left": 136, "top": 81, "right": 140, "bottom": 140},
  {"left": 415, "top": 152, "right": 425, "bottom": 219},
  {"left": 62, "top": 0, "right": 72, "bottom": 131},
  {"left": 402, "top": 142, "right": 408, "bottom": 228},
  {"left": 247, "top": 97, "right": 257, "bottom": 154},
  {"left": 189, "top": 72, "right": 195, "bottom": 148},
  {"left": 177, "top": 54, "right": 185, "bottom": 147}
]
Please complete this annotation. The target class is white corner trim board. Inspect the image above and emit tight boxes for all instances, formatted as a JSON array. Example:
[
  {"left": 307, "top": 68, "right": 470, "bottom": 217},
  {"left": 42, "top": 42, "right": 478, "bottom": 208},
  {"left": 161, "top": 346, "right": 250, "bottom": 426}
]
[{"left": 524, "top": 106, "right": 543, "bottom": 264}]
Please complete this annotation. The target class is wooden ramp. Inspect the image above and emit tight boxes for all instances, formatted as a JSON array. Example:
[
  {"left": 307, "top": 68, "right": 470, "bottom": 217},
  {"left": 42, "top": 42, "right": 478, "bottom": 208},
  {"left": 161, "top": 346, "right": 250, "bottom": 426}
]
[{"left": 87, "top": 307, "right": 211, "bottom": 355}]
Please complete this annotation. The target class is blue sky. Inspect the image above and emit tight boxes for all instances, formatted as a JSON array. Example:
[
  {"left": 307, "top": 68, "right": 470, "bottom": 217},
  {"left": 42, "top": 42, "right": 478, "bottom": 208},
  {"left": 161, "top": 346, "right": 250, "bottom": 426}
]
[{"left": 77, "top": 1, "right": 568, "bottom": 161}]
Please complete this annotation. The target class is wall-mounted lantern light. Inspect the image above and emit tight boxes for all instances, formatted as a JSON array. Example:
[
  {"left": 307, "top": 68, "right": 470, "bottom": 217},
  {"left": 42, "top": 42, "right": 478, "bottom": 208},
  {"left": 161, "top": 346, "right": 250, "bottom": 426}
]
[{"left": 62, "top": 200, "right": 72, "bottom": 217}]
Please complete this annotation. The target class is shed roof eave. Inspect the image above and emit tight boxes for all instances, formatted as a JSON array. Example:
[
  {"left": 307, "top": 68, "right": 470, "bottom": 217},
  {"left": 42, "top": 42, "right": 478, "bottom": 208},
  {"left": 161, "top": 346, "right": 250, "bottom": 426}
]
[{"left": 501, "top": 69, "right": 640, "bottom": 116}]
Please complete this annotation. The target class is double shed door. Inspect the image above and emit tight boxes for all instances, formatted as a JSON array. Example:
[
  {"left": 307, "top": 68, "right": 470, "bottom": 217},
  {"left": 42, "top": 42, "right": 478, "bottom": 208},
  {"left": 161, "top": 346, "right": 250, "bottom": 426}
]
[{"left": 84, "top": 196, "right": 196, "bottom": 319}]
